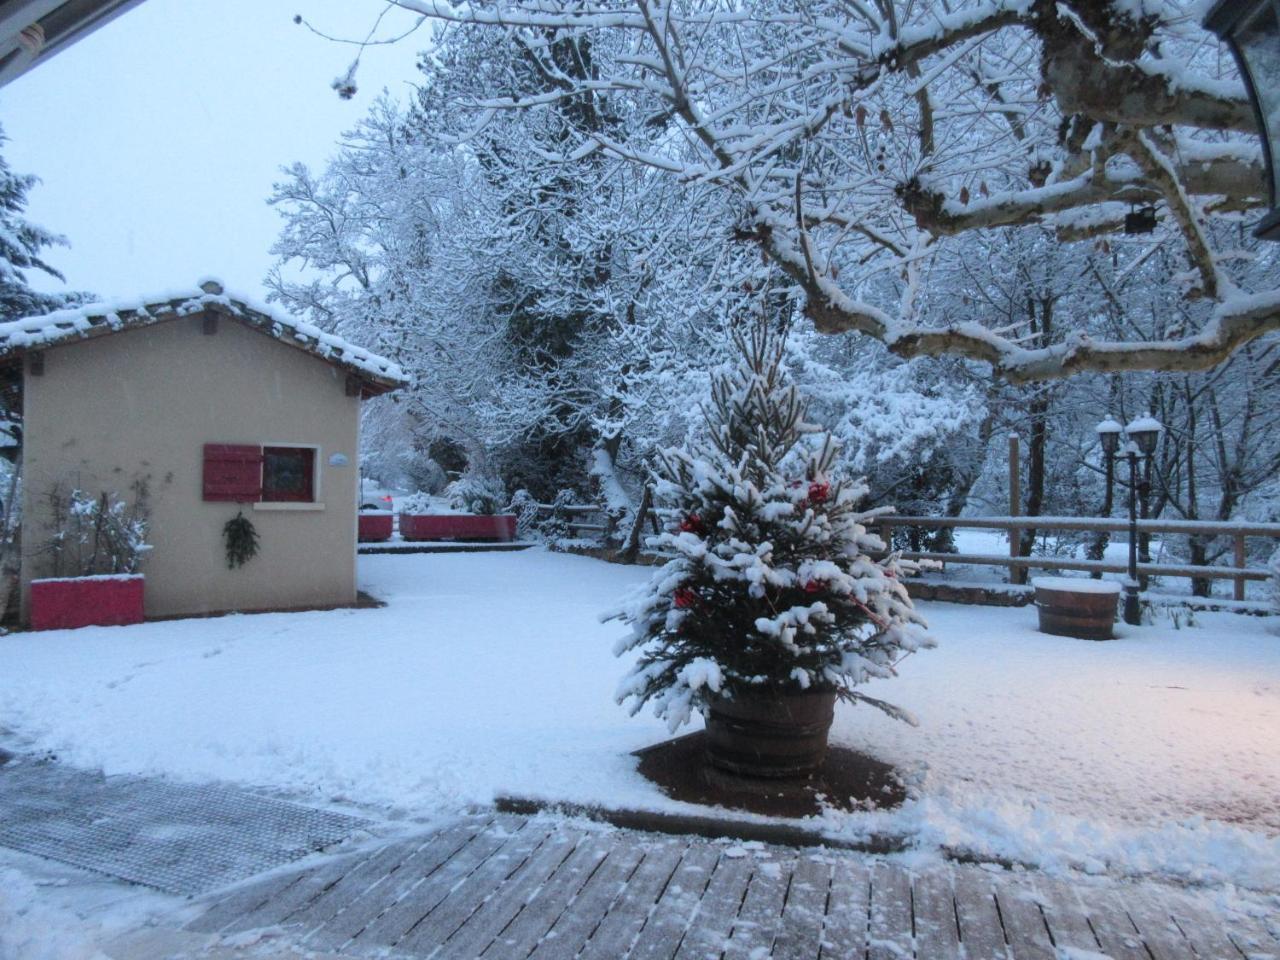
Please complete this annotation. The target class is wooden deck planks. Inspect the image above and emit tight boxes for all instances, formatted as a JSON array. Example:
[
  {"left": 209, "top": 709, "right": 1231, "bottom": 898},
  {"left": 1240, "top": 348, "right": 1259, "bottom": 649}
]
[
  {"left": 188, "top": 869, "right": 314, "bottom": 935},
  {"left": 1070, "top": 882, "right": 1151, "bottom": 960},
  {"left": 574, "top": 840, "right": 687, "bottom": 960},
  {"left": 993, "top": 884, "right": 1056, "bottom": 960},
  {"left": 1119, "top": 887, "right": 1200, "bottom": 960},
  {"left": 220, "top": 858, "right": 367, "bottom": 937},
  {"left": 342, "top": 817, "right": 528, "bottom": 952},
  {"left": 188, "top": 813, "right": 1276, "bottom": 960},
  {"left": 1033, "top": 877, "right": 1102, "bottom": 956},
  {"left": 671, "top": 851, "right": 753, "bottom": 960},
  {"left": 721, "top": 852, "right": 795, "bottom": 960},
  {"left": 951, "top": 867, "right": 1009, "bottom": 960},
  {"left": 1219, "top": 911, "right": 1280, "bottom": 960},
  {"left": 1163, "top": 890, "right": 1249, "bottom": 960},
  {"left": 483, "top": 831, "right": 614, "bottom": 959},
  {"left": 912, "top": 870, "right": 960, "bottom": 960},
  {"left": 525, "top": 839, "right": 648, "bottom": 960},
  {"left": 771, "top": 856, "right": 831, "bottom": 960},
  {"left": 626, "top": 841, "right": 721, "bottom": 960},
  {"left": 868, "top": 860, "right": 913, "bottom": 960},
  {"left": 393, "top": 818, "right": 556, "bottom": 955},
  {"left": 301, "top": 819, "right": 492, "bottom": 948},
  {"left": 819, "top": 857, "right": 871, "bottom": 960},
  {"left": 435, "top": 827, "right": 587, "bottom": 959}
]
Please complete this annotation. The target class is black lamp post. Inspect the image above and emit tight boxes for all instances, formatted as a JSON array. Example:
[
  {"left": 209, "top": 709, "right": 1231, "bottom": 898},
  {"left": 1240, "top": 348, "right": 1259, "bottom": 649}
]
[
  {"left": 1093, "top": 417, "right": 1123, "bottom": 578},
  {"left": 1097, "top": 414, "right": 1162, "bottom": 626},
  {"left": 1205, "top": 0, "right": 1280, "bottom": 241}
]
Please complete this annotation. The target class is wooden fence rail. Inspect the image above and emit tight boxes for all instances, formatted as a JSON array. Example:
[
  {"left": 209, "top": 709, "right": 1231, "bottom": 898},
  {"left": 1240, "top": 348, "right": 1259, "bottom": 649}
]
[
  {"left": 874, "top": 515, "right": 1280, "bottom": 602},
  {"left": 526, "top": 501, "right": 1279, "bottom": 603}
]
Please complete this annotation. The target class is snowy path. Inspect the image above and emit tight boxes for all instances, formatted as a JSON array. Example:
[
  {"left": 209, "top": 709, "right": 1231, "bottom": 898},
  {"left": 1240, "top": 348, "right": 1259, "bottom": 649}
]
[
  {"left": 185, "top": 812, "right": 1280, "bottom": 960},
  {"left": 1, "top": 549, "right": 1278, "bottom": 890}
]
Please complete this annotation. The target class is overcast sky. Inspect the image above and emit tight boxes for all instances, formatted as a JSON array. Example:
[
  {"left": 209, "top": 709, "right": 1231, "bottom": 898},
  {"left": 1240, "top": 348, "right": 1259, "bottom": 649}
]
[{"left": 0, "top": 0, "right": 426, "bottom": 303}]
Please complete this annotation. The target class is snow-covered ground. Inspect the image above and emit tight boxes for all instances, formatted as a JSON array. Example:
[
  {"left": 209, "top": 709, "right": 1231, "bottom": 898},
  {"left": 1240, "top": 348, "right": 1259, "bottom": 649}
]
[{"left": 1, "top": 549, "right": 1277, "bottom": 892}]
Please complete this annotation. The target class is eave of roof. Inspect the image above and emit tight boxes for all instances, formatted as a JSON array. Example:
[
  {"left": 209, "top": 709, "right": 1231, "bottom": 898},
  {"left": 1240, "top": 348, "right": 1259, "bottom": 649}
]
[
  {"left": 0, "top": 281, "right": 410, "bottom": 397},
  {"left": 0, "top": 0, "right": 147, "bottom": 88}
]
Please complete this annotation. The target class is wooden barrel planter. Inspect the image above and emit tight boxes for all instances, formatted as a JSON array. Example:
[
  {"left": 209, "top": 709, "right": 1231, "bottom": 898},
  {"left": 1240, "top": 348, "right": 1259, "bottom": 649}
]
[
  {"left": 704, "top": 691, "right": 837, "bottom": 778},
  {"left": 1033, "top": 576, "right": 1121, "bottom": 640}
]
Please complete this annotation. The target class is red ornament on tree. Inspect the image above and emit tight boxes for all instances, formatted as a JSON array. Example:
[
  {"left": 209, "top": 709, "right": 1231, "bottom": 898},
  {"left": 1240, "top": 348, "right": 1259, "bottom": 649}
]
[
  {"left": 679, "top": 513, "right": 706, "bottom": 534},
  {"left": 807, "top": 481, "right": 830, "bottom": 504},
  {"left": 803, "top": 579, "right": 823, "bottom": 594},
  {"left": 673, "top": 587, "right": 698, "bottom": 609}
]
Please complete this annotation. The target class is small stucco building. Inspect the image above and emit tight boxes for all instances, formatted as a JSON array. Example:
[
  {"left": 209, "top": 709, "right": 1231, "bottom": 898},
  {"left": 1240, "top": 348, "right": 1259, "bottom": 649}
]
[{"left": 0, "top": 280, "right": 407, "bottom": 622}]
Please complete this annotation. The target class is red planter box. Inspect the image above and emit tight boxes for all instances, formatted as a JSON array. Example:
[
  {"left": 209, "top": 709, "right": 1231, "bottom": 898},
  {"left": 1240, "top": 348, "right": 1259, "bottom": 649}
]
[
  {"left": 358, "top": 513, "right": 393, "bottom": 542},
  {"left": 30, "top": 575, "right": 145, "bottom": 630},
  {"left": 399, "top": 514, "right": 517, "bottom": 542}
]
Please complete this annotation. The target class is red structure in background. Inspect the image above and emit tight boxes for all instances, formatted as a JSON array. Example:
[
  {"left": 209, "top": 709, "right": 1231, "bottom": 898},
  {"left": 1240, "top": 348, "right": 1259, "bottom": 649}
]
[
  {"left": 399, "top": 515, "right": 517, "bottom": 542},
  {"left": 358, "top": 513, "right": 394, "bottom": 542}
]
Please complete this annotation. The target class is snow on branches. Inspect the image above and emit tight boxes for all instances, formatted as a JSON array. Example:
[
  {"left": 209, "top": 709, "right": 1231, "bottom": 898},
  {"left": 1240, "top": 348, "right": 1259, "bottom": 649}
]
[
  {"left": 607, "top": 318, "right": 931, "bottom": 732},
  {"left": 394, "top": 0, "right": 1280, "bottom": 382}
]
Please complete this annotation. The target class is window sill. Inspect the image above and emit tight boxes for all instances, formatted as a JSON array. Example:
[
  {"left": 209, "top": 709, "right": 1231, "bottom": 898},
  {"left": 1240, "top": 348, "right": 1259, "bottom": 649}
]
[{"left": 252, "top": 502, "right": 326, "bottom": 512}]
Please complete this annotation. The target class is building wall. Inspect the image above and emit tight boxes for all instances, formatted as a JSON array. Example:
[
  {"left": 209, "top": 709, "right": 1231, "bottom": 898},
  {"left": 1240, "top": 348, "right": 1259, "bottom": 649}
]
[{"left": 19, "top": 314, "right": 361, "bottom": 620}]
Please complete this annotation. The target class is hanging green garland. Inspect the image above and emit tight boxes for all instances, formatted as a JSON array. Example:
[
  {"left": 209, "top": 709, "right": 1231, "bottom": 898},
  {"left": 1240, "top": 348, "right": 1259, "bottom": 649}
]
[{"left": 223, "top": 510, "right": 260, "bottom": 569}]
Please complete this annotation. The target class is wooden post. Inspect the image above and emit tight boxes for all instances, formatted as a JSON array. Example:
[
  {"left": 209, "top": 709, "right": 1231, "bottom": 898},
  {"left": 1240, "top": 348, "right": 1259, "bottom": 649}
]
[
  {"left": 620, "top": 485, "right": 654, "bottom": 563},
  {"left": 1008, "top": 434, "right": 1024, "bottom": 585},
  {"left": 1234, "top": 533, "right": 1247, "bottom": 602},
  {"left": 878, "top": 520, "right": 892, "bottom": 555}
]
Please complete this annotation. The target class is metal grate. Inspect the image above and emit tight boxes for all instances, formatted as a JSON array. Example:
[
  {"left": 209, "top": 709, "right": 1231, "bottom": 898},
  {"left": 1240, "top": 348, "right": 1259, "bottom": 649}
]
[{"left": 0, "top": 758, "right": 369, "bottom": 896}]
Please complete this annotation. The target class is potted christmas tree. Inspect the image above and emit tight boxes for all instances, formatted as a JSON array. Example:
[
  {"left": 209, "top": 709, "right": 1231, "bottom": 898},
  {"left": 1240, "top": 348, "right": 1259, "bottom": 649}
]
[{"left": 611, "top": 321, "right": 931, "bottom": 779}]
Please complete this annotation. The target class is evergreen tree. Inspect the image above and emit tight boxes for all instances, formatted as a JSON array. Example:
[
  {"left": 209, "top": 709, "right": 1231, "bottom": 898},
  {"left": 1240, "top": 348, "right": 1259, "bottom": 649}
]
[
  {"left": 0, "top": 126, "right": 78, "bottom": 322},
  {"left": 611, "top": 319, "right": 932, "bottom": 732}
]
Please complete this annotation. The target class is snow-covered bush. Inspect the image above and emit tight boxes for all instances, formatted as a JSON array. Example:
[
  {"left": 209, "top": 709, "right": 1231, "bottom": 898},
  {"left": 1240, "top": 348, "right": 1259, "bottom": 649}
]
[
  {"left": 609, "top": 320, "right": 932, "bottom": 732},
  {"left": 399, "top": 454, "right": 447, "bottom": 497},
  {"left": 444, "top": 474, "right": 507, "bottom": 515},
  {"left": 40, "top": 482, "right": 149, "bottom": 578},
  {"left": 536, "top": 489, "right": 578, "bottom": 543},
  {"left": 397, "top": 491, "right": 438, "bottom": 515},
  {"left": 507, "top": 489, "right": 543, "bottom": 540}
]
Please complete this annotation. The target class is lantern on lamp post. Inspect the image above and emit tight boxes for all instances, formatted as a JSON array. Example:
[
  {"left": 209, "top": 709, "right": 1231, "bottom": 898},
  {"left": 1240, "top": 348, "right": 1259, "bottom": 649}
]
[
  {"left": 1205, "top": 0, "right": 1280, "bottom": 241},
  {"left": 1096, "top": 414, "right": 1163, "bottom": 626}
]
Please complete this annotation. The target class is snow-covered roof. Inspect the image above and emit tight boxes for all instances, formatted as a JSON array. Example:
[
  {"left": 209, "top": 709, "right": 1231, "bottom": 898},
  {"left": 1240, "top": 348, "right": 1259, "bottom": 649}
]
[{"left": 0, "top": 280, "right": 408, "bottom": 395}]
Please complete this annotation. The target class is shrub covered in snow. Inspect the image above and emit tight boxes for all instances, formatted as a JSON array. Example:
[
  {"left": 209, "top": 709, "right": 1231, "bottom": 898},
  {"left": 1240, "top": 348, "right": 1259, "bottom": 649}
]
[
  {"left": 609, "top": 321, "right": 931, "bottom": 732},
  {"left": 507, "top": 489, "right": 543, "bottom": 540},
  {"left": 444, "top": 473, "right": 507, "bottom": 515},
  {"left": 397, "top": 491, "right": 440, "bottom": 515},
  {"left": 533, "top": 488, "right": 579, "bottom": 543},
  {"left": 39, "top": 482, "right": 149, "bottom": 578}
]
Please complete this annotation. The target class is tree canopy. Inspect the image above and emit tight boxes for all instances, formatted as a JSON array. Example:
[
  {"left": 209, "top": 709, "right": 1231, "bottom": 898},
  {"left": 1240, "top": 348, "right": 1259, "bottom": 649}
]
[{"left": 390, "top": 0, "right": 1279, "bottom": 382}]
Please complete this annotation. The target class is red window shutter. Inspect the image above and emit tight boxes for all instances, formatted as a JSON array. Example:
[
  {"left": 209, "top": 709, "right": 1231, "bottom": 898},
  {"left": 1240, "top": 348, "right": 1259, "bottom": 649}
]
[{"left": 203, "top": 444, "right": 263, "bottom": 502}]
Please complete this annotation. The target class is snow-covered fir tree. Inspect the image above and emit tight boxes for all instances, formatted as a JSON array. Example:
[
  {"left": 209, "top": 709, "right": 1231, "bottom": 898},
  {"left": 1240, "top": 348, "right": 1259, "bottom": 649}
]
[
  {"left": 0, "top": 125, "right": 80, "bottom": 322},
  {"left": 611, "top": 318, "right": 932, "bottom": 732}
]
